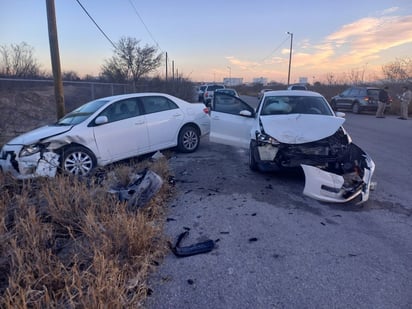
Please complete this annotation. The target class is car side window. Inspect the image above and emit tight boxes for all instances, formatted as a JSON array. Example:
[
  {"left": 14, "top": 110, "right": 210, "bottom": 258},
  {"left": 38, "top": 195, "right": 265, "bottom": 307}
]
[
  {"left": 341, "top": 89, "right": 351, "bottom": 96},
  {"left": 100, "top": 98, "right": 141, "bottom": 123},
  {"left": 348, "top": 88, "right": 358, "bottom": 96},
  {"left": 214, "top": 93, "right": 252, "bottom": 115},
  {"left": 141, "top": 96, "right": 178, "bottom": 114}
]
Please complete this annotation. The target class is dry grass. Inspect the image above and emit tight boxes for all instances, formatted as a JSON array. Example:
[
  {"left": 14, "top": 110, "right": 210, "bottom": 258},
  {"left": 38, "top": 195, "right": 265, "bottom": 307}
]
[{"left": 0, "top": 157, "right": 173, "bottom": 308}]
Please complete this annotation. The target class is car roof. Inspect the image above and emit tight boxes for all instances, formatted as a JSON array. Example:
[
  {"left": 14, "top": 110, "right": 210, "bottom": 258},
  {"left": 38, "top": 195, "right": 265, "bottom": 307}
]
[
  {"left": 349, "top": 86, "right": 380, "bottom": 90},
  {"left": 92, "top": 92, "right": 178, "bottom": 102},
  {"left": 216, "top": 88, "right": 236, "bottom": 91},
  {"left": 263, "top": 90, "right": 322, "bottom": 97}
]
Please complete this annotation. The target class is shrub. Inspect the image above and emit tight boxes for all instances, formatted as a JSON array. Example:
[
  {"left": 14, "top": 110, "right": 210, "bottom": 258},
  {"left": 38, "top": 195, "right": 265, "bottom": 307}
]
[{"left": 0, "top": 158, "right": 172, "bottom": 308}]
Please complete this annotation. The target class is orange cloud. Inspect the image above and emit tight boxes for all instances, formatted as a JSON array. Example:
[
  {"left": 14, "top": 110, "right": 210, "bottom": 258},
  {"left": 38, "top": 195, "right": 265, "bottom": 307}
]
[
  {"left": 292, "top": 14, "right": 412, "bottom": 76},
  {"left": 200, "top": 12, "right": 412, "bottom": 82}
]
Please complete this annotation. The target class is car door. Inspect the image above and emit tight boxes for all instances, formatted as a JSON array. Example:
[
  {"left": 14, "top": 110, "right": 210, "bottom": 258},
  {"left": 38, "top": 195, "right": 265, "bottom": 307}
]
[
  {"left": 337, "top": 88, "right": 352, "bottom": 109},
  {"left": 345, "top": 88, "right": 360, "bottom": 109},
  {"left": 209, "top": 92, "right": 255, "bottom": 149},
  {"left": 92, "top": 98, "right": 150, "bottom": 163},
  {"left": 140, "top": 95, "right": 184, "bottom": 151}
]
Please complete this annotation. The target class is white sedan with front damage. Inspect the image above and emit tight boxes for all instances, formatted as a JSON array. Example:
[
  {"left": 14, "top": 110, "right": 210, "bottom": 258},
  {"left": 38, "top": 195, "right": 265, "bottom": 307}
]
[
  {"left": 0, "top": 93, "right": 210, "bottom": 179},
  {"left": 209, "top": 90, "right": 375, "bottom": 204}
]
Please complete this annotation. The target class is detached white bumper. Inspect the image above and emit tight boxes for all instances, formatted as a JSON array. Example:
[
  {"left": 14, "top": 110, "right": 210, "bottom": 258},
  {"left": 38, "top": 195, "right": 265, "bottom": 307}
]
[
  {"left": 301, "top": 149, "right": 375, "bottom": 204},
  {"left": 0, "top": 146, "right": 59, "bottom": 179}
]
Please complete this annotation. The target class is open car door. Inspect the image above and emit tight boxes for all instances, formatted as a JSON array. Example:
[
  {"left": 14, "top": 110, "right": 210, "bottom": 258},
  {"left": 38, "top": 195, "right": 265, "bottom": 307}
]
[{"left": 209, "top": 92, "right": 256, "bottom": 149}]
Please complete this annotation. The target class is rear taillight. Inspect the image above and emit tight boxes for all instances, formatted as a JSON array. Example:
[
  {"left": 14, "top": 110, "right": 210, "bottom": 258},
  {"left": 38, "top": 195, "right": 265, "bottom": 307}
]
[{"left": 203, "top": 107, "right": 209, "bottom": 114}]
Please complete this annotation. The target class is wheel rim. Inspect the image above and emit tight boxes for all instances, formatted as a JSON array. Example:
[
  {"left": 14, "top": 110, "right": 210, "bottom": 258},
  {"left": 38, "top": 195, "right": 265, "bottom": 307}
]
[
  {"left": 64, "top": 151, "right": 93, "bottom": 175},
  {"left": 182, "top": 129, "right": 198, "bottom": 151}
]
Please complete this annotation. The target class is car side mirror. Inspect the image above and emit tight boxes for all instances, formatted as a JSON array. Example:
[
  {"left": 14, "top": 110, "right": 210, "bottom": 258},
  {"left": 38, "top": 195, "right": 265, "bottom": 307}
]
[
  {"left": 95, "top": 116, "right": 109, "bottom": 125},
  {"left": 335, "top": 111, "right": 346, "bottom": 118},
  {"left": 239, "top": 110, "right": 253, "bottom": 117}
]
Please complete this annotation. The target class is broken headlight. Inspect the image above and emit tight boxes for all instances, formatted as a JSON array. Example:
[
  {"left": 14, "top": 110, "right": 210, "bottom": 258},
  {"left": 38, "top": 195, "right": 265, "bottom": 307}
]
[
  {"left": 20, "top": 142, "right": 49, "bottom": 157},
  {"left": 256, "top": 132, "right": 280, "bottom": 146}
]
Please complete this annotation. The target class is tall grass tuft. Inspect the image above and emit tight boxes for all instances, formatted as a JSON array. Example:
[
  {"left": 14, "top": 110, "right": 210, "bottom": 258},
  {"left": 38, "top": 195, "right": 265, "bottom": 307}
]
[{"left": 0, "top": 157, "right": 172, "bottom": 308}]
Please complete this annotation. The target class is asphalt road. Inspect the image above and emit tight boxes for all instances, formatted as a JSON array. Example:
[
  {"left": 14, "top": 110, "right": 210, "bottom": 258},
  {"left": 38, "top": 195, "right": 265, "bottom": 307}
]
[{"left": 145, "top": 99, "right": 412, "bottom": 309}]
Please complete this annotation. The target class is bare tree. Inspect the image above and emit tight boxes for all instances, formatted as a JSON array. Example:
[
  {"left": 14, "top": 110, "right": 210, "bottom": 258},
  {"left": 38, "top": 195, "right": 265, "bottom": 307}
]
[
  {"left": 347, "top": 69, "right": 362, "bottom": 85},
  {"left": 101, "top": 37, "right": 162, "bottom": 90},
  {"left": 0, "top": 42, "right": 40, "bottom": 77},
  {"left": 325, "top": 72, "right": 336, "bottom": 85},
  {"left": 382, "top": 57, "right": 412, "bottom": 83},
  {"left": 62, "top": 70, "right": 80, "bottom": 81}
]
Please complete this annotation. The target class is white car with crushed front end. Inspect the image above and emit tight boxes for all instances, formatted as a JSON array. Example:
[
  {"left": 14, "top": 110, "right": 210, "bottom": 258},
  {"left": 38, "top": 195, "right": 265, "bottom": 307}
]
[
  {"left": 209, "top": 90, "right": 375, "bottom": 204},
  {"left": 0, "top": 93, "right": 210, "bottom": 179}
]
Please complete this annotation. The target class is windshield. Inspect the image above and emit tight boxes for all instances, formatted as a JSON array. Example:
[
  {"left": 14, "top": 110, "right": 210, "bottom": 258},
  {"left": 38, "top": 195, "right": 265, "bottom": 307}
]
[
  {"left": 216, "top": 89, "right": 236, "bottom": 96},
  {"left": 260, "top": 95, "right": 333, "bottom": 116},
  {"left": 208, "top": 85, "right": 224, "bottom": 91},
  {"left": 56, "top": 99, "right": 110, "bottom": 126}
]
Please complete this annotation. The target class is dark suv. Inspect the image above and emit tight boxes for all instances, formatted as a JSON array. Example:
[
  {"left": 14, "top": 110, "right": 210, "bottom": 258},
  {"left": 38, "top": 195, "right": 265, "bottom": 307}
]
[{"left": 330, "top": 87, "right": 389, "bottom": 114}]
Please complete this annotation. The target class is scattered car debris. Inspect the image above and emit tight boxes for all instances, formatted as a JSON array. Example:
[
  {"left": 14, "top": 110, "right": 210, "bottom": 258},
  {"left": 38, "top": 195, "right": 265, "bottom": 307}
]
[
  {"left": 108, "top": 168, "right": 163, "bottom": 211},
  {"left": 151, "top": 151, "right": 165, "bottom": 161},
  {"left": 187, "top": 279, "right": 195, "bottom": 285},
  {"left": 167, "top": 175, "right": 176, "bottom": 185},
  {"left": 169, "top": 230, "right": 215, "bottom": 258}
]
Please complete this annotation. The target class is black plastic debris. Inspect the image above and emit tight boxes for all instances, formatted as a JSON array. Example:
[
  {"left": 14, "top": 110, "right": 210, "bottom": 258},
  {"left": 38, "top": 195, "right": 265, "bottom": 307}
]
[
  {"left": 108, "top": 168, "right": 163, "bottom": 211},
  {"left": 168, "top": 175, "right": 176, "bottom": 186},
  {"left": 169, "top": 230, "right": 215, "bottom": 258}
]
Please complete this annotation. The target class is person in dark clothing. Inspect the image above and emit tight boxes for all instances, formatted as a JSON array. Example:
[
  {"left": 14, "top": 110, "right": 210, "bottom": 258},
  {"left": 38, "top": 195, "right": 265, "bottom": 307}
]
[{"left": 376, "top": 86, "right": 389, "bottom": 118}]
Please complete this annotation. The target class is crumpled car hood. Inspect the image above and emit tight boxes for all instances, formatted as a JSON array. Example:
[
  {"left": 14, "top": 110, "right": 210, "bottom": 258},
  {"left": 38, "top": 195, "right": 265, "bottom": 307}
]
[
  {"left": 6, "top": 125, "right": 72, "bottom": 145},
  {"left": 260, "top": 114, "right": 345, "bottom": 144}
]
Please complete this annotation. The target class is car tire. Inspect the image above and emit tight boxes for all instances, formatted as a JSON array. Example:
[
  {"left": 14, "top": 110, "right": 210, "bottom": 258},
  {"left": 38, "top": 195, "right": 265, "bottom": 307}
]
[
  {"left": 177, "top": 125, "right": 199, "bottom": 153},
  {"left": 249, "top": 140, "right": 259, "bottom": 171},
  {"left": 61, "top": 146, "right": 96, "bottom": 176},
  {"left": 352, "top": 102, "right": 361, "bottom": 114}
]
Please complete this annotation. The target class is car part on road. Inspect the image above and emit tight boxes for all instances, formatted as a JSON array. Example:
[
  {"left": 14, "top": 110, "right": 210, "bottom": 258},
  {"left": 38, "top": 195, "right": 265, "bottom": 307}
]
[
  {"left": 108, "top": 168, "right": 163, "bottom": 211},
  {"left": 301, "top": 143, "right": 375, "bottom": 203},
  {"left": 169, "top": 230, "right": 215, "bottom": 257}
]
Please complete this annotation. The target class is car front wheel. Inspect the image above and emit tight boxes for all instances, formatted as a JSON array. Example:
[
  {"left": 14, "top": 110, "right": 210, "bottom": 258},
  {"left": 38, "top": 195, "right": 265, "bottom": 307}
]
[
  {"left": 177, "top": 125, "right": 199, "bottom": 153},
  {"left": 61, "top": 146, "right": 96, "bottom": 176},
  {"left": 249, "top": 140, "right": 259, "bottom": 171},
  {"left": 352, "top": 102, "right": 361, "bottom": 114}
]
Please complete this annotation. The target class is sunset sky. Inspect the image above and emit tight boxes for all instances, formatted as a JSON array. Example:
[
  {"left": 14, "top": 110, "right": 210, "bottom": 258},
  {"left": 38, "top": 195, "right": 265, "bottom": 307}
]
[{"left": 2, "top": 0, "right": 412, "bottom": 84}]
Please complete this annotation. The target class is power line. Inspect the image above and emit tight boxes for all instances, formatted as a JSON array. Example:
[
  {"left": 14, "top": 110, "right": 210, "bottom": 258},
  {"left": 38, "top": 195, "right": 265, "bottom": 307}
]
[
  {"left": 75, "top": 0, "right": 117, "bottom": 50},
  {"left": 128, "top": 0, "right": 162, "bottom": 51},
  {"left": 260, "top": 36, "right": 290, "bottom": 63}
]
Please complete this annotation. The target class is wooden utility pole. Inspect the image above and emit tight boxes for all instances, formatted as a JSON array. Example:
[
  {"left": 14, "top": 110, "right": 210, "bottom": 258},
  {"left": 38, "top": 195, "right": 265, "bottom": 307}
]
[
  {"left": 172, "top": 60, "right": 174, "bottom": 80},
  {"left": 165, "top": 52, "right": 168, "bottom": 81},
  {"left": 46, "top": 0, "right": 65, "bottom": 119}
]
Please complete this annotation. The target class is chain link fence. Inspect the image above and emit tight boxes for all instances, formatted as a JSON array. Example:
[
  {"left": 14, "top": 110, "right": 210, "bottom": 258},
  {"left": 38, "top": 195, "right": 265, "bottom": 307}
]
[{"left": 0, "top": 77, "right": 197, "bottom": 145}]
